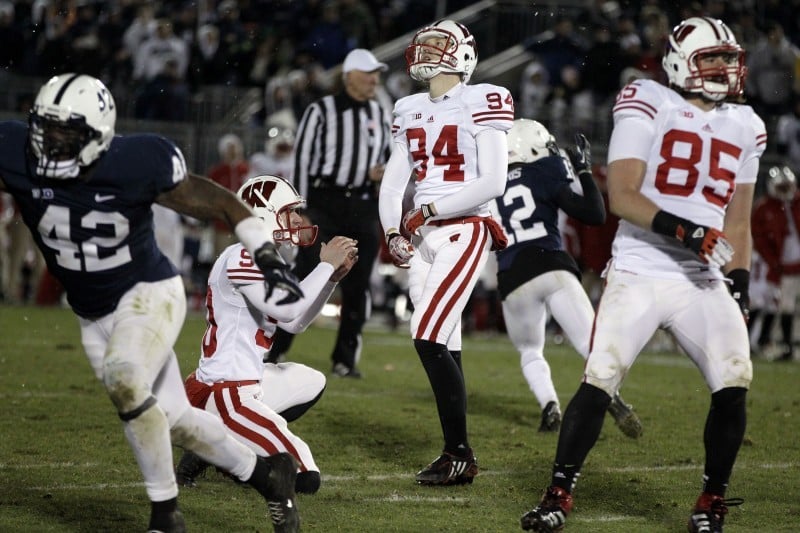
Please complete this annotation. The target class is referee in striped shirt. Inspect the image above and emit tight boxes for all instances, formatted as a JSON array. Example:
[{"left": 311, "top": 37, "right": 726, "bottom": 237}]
[{"left": 269, "top": 49, "right": 392, "bottom": 377}]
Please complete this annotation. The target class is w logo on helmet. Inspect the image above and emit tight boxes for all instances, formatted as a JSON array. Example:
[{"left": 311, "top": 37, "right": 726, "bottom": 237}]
[
  {"left": 241, "top": 179, "right": 277, "bottom": 208},
  {"left": 674, "top": 24, "right": 697, "bottom": 44}
]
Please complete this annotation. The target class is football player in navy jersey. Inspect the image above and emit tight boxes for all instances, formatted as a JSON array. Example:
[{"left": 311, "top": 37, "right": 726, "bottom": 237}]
[
  {"left": 0, "top": 74, "right": 302, "bottom": 532},
  {"left": 491, "top": 119, "right": 642, "bottom": 438}
]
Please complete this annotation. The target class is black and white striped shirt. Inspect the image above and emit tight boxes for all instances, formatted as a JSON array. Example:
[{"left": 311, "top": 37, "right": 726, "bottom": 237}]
[{"left": 292, "top": 91, "right": 391, "bottom": 198}]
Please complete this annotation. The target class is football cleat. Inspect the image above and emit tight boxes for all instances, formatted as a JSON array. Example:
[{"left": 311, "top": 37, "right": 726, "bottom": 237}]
[
  {"left": 538, "top": 401, "right": 561, "bottom": 433},
  {"left": 520, "top": 486, "right": 573, "bottom": 532},
  {"left": 607, "top": 393, "right": 643, "bottom": 439},
  {"left": 687, "top": 493, "right": 743, "bottom": 533},
  {"left": 147, "top": 509, "right": 186, "bottom": 533},
  {"left": 261, "top": 453, "right": 300, "bottom": 533},
  {"left": 415, "top": 450, "right": 478, "bottom": 486},
  {"left": 175, "top": 450, "right": 209, "bottom": 488}
]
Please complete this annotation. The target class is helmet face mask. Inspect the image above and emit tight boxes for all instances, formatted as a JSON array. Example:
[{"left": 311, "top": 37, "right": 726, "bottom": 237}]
[
  {"left": 30, "top": 114, "right": 100, "bottom": 162},
  {"left": 237, "top": 175, "right": 318, "bottom": 248},
  {"left": 766, "top": 166, "right": 797, "bottom": 201},
  {"left": 507, "top": 119, "right": 558, "bottom": 165},
  {"left": 662, "top": 17, "right": 746, "bottom": 102},
  {"left": 29, "top": 73, "right": 116, "bottom": 179},
  {"left": 406, "top": 19, "right": 477, "bottom": 83}
]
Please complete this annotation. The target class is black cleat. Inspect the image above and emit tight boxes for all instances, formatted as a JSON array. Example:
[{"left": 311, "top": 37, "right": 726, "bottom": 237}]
[
  {"left": 175, "top": 450, "right": 209, "bottom": 488},
  {"left": 260, "top": 453, "right": 300, "bottom": 533},
  {"left": 415, "top": 450, "right": 478, "bottom": 486},
  {"left": 147, "top": 509, "right": 186, "bottom": 533},
  {"left": 520, "top": 486, "right": 573, "bottom": 532},
  {"left": 607, "top": 393, "right": 643, "bottom": 439},
  {"left": 687, "top": 493, "right": 743, "bottom": 533},
  {"left": 538, "top": 401, "right": 561, "bottom": 432}
]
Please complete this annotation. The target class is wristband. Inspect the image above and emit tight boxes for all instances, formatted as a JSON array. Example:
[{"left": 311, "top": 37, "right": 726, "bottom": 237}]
[
  {"left": 651, "top": 210, "right": 690, "bottom": 240},
  {"left": 421, "top": 203, "right": 437, "bottom": 219},
  {"left": 727, "top": 268, "right": 749, "bottom": 293}
]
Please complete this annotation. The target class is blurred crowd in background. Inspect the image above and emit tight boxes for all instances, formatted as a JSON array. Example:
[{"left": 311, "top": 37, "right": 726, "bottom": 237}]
[{"left": 2, "top": 0, "right": 800, "bottom": 359}]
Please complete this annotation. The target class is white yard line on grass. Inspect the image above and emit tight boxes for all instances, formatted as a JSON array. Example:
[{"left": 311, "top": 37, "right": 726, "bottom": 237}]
[
  {"left": 0, "top": 461, "right": 98, "bottom": 469},
  {"left": 322, "top": 461, "right": 797, "bottom": 483},
  {"left": 368, "top": 494, "right": 469, "bottom": 503},
  {"left": 16, "top": 462, "right": 798, "bottom": 491}
]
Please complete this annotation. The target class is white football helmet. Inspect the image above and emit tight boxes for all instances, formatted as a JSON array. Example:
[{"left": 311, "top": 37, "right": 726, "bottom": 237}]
[
  {"left": 237, "top": 175, "right": 318, "bottom": 247},
  {"left": 406, "top": 19, "right": 478, "bottom": 83},
  {"left": 766, "top": 166, "right": 797, "bottom": 201},
  {"left": 662, "top": 17, "right": 746, "bottom": 102},
  {"left": 507, "top": 119, "right": 558, "bottom": 164},
  {"left": 29, "top": 73, "right": 116, "bottom": 179}
]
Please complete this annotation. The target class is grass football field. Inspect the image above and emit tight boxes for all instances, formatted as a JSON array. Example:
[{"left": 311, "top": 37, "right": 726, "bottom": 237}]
[{"left": 0, "top": 304, "right": 798, "bottom": 532}]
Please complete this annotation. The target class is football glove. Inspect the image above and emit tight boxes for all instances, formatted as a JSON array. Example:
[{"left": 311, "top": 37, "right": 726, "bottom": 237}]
[
  {"left": 386, "top": 230, "right": 414, "bottom": 269},
  {"left": 402, "top": 203, "right": 437, "bottom": 235},
  {"left": 727, "top": 268, "right": 750, "bottom": 323},
  {"left": 253, "top": 242, "right": 303, "bottom": 304},
  {"left": 565, "top": 133, "right": 592, "bottom": 175},
  {"left": 652, "top": 210, "right": 733, "bottom": 267}
]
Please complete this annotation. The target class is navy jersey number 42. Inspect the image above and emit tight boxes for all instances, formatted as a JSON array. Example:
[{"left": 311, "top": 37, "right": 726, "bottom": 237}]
[{"left": 0, "top": 120, "right": 184, "bottom": 317}]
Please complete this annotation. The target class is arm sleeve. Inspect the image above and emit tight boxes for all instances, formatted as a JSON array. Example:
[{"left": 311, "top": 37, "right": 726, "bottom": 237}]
[
  {"left": 279, "top": 277, "right": 338, "bottom": 333},
  {"left": 238, "top": 262, "right": 335, "bottom": 323},
  {"left": 433, "top": 128, "right": 508, "bottom": 216},
  {"left": 556, "top": 170, "right": 606, "bottom": 225},
  {"left": 378, "top": 140, "right": 414, "bottom": 233}
]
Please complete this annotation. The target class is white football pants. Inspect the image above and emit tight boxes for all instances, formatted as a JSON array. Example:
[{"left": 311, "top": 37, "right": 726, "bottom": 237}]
[
  {"left": 586, "top": 266, "right": 752, "bottom": 395},
  {"left": 80, "top": 276, "right": 258, "bottom": 502},
  {"left": 502, "top": 269, "right": 595, "bottom": 409}
]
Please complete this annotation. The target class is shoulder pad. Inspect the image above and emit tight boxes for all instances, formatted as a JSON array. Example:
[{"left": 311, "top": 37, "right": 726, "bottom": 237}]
[
  {"left": 463, "top": 84, "right": 515, "bottom": 130},
  {"left": 612, "top": 79, "right": 667, "bottom": 120}
]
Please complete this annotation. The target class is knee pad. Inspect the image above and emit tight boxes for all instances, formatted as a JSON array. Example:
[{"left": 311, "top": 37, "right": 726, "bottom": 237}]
[
  {"left": 295, "top": 470, "right": 321, "bottom": 494},
  {"left": 103, "top": 360, "right": 150, "bottom": 413}
]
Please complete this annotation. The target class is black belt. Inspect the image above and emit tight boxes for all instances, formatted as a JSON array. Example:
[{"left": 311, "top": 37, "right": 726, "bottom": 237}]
[{"left": 311, "top": 180, "right": 372, "bottom": 199}]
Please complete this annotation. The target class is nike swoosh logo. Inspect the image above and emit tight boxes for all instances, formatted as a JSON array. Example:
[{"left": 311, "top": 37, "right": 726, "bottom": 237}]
[{"left": 95, "top": 193, "right": 115, "bottom": 202}]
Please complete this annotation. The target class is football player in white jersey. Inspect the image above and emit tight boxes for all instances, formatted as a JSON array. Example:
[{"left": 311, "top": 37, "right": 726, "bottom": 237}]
[
  {"left": 493, "top": 119, "right": 642, "bottom": 438},
  {"left": 521, "top": 17, "right": 766, "bottom": 533},
  {"left": 378, "top": 19, "right": 513, "bottom": 485},
  {"left": 175, "top": 175, "right": 358, "bottom": 495}
]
